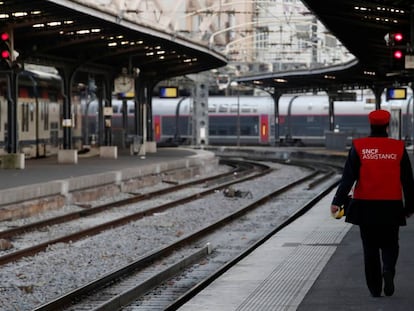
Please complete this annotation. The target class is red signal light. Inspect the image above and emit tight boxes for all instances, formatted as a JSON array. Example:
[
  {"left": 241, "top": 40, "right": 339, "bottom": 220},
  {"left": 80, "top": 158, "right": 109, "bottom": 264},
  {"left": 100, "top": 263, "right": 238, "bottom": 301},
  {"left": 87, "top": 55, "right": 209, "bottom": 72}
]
[
  {"left": 393, "top": 33, "right": 403, "bottom": 42},
  {"left": 1, "top": 32, "right": 9, "bottom": 41},
  {"left": 0, "top": 31, "right": 12, "bottom": 67},
  {"left": 393, "top": 50, "right": 403, "bottom": 59},
  {"left": 1, "top": 50, "right": 10, "bottom": 59},
  {"left": 387, "top": 31, "right": 406, "bottom": 69},
  {"left": 385, "top": 32, "right": 406, "bottom": 46}
]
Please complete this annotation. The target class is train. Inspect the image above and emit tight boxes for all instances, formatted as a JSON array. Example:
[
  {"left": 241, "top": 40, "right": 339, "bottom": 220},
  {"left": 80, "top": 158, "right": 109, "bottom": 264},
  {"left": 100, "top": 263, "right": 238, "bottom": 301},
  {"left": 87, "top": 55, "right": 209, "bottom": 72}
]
[
  {"left": 0, "top": 70, "right": 83, "bottom": 158},
  {"left": 1, "top": 68, "right": 413, "bottom": 159},
  {"left": 86, "top": 91, "right": 414, "bottom": 148}
]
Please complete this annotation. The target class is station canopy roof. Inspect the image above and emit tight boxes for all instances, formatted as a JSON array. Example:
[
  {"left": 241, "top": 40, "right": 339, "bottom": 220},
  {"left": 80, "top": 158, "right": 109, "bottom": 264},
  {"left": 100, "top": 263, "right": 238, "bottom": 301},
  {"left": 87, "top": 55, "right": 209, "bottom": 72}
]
[
  {"left": 0, "top": 0, "right": 227, "bottom": 82},
  {"left": 237, "top": 0, "right": 414, "bottom": 94}
]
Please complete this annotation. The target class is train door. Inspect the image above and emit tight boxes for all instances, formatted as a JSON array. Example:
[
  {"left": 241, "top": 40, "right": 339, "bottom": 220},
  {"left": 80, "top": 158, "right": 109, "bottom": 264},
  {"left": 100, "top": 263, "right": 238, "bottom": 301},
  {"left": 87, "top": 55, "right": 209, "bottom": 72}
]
[
  {"left": 260, "top": 114, "right": 269, "bottom": 143},
  {"left": 153, "top": 115, "right": 161, "bottom": 142},
  {"left": 36, "top": 88, "right": 62, "bottom": 157},
  {"left": 17, "top": 86, "right": 60, "bottom": 158},
  {"left": 38, "top": 83, "right": 67, "bottom": 155},
  {"left": 36, "top": 97, "right": 48, "bottom": 157},
  {"left": 16, "top": 87, "right": 36, "bottom": 157},
  {"left": 48, "top": 99, "right": 61, "bottom": 153}
]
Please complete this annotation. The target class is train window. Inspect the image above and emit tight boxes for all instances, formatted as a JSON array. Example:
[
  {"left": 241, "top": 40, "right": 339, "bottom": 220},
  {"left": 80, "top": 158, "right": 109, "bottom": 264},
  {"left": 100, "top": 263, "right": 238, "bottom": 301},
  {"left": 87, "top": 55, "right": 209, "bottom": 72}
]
[
  {"left": 208, "top": 104, "right": 216, "bottom": 112},
  {"left": 241, "top": 106, "right": 252, "bottom": 113},
  {"left": 210, "top": 116, "right": 260, "bottom": 137},
  {"left": 30, "top": 104, "right": 34, "bottom": 122},
  {"left": 218, "top": 127, "right": 232, "bottom": 135},
  {"left": 21, "top": 103, "right": 29, "bottom": 132},
  {"left": 161, "top": 117, "right": 172, "bottom": 135},
  {"left": 43, "top": 102, "right": 49, "bottom": 130},
  {"left": 210, "top": 116, "right": 235, "bottom": 135},
  {"left": 128, "top": 107, "right": 135, "bottom": 113},
  {"left": 230, "top": 104, "right": 238, "bottom": 113},
  {"left": 50, "top": 122, "right": 59, "bottom": 147},
  {"left": 39, "top": 102, "right": 44, "bottom": 121},
  {"left": 161, "top": 116, "right": 191, "bottom": 136},
  {"left": 112, "top": 106, "right": 119, "bottom": 113},
  {"left": 218, "top": 104, "right": 228, "bottom": 112},
  {"left": 241, "top": 116, "right": 259, "bottom": 135}
]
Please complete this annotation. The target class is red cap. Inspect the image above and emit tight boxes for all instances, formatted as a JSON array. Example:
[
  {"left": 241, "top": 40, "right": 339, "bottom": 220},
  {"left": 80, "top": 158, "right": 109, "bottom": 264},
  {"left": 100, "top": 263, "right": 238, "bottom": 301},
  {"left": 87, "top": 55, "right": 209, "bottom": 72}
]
[{"left": 368, "top": 109, "right": 390, "bottom": 125}]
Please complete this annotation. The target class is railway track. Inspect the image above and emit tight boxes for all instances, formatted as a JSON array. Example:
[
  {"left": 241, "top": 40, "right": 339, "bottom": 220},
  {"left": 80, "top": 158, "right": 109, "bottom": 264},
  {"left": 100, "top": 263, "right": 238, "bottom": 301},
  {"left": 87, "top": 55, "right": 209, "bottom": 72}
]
[
  {"left": 0, "top": 159, "right": 269, "bottom": 266},
  {"left": 30, "top": 159, "right": 341, "bottom": 311}
]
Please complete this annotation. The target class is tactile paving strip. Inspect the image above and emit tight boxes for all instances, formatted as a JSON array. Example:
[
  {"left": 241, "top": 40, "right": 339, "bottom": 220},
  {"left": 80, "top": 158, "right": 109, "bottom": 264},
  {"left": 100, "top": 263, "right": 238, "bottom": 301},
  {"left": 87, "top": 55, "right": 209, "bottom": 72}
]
[{"left": 236, "top": 229, "right": 348, "bottom": 311}]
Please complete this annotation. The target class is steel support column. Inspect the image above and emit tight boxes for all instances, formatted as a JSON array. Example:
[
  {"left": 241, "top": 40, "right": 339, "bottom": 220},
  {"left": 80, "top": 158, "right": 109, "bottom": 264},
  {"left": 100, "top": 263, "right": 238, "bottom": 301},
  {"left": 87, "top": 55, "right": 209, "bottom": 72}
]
[
  {"left": 57, "top": 67, "right": 76, "bottom": 150},
  {"left": 272, "top": 90, "right": 282, "bottom": 146},
  {"left": 102, "top": 76, "right": 113, "bottom": 146},
  {"left": 5, "top": 70, "right": 17, "bottom": 154}
]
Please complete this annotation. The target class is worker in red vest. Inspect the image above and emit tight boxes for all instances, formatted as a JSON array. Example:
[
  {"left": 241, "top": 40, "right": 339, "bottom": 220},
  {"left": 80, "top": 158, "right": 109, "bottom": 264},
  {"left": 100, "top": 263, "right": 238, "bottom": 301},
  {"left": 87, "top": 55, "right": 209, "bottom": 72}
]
[{"left": 331, "top": 109, "right": 414, "bottom": 298}]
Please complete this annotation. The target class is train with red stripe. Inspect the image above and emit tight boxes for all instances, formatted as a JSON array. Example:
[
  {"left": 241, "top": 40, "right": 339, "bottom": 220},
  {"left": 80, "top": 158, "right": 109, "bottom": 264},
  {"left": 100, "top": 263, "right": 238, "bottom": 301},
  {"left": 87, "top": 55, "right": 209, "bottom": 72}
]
[
  {"left": 100, "top": 92, "right": 414, "bottom": 147},
  {"left": 151, "top": 96, "right": 273, "bottom": 146},
  {"left": 85, "top": 96, "right": 275, "bottom": 147}
]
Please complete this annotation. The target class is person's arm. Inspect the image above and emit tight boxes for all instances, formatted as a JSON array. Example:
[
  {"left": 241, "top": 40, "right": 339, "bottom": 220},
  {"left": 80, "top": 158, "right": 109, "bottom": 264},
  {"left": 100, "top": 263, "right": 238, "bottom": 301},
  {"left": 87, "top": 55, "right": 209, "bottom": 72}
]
[{"left": 331, "top": 146, "right": 359, "bottom": 211}]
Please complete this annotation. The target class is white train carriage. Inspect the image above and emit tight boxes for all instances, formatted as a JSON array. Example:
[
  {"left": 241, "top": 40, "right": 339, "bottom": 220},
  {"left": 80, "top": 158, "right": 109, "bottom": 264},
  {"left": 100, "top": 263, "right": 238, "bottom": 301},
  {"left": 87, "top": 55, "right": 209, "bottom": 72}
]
[{"left": 0, "top": 70, "right": 83, "bottom": 158}]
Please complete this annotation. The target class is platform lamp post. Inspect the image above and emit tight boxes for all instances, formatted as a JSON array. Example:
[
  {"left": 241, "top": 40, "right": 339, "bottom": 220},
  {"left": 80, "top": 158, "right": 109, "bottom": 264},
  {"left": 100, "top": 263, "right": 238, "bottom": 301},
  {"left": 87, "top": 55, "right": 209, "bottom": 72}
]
[{"left": 230, "top": 81, "right": 240, "bottom": 147}]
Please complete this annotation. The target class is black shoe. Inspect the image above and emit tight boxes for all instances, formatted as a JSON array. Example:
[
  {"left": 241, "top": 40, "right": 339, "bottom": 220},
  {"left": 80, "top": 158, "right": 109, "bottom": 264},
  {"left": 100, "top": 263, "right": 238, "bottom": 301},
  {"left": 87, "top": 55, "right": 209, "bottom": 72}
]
[
  {"left": 369, "top": 287, "right": 382, "bottom": 297},
  {"left": 383, "top": 271, "right": 395, "bottom": 296}
]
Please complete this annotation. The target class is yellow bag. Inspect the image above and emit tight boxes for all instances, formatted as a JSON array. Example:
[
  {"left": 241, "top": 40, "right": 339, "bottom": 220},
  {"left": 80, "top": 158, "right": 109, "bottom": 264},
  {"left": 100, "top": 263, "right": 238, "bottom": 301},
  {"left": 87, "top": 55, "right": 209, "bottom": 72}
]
[{"left": 332, "top": 207, "right": 345, "bottom": 219}]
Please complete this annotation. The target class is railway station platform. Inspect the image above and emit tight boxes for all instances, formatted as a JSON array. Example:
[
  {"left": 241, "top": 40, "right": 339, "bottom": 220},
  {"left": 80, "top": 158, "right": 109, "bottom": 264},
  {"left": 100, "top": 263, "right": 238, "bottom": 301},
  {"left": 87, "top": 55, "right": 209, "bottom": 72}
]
[
  {"left": 2, "top": 146, "right": 414, "bottom": 311},
  {"left": 0, "top": 147, "right": 219, "bottom": 220},
  {"left": 178, "top": 189, "right": 414, "bottom": 311},
  {"left": 0, "top": 147, "right": 214, "bottom": 190}
]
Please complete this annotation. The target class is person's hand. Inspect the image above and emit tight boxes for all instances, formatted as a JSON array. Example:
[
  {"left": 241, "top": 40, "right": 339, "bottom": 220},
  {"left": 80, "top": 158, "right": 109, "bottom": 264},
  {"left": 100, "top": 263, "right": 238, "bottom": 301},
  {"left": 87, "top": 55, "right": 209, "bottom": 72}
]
[
  {"left": 331, "top": 204, "right": 344, "bottom": 219},
  {"left": 331, "top": 205, "right": 340, "bottom": 214}
]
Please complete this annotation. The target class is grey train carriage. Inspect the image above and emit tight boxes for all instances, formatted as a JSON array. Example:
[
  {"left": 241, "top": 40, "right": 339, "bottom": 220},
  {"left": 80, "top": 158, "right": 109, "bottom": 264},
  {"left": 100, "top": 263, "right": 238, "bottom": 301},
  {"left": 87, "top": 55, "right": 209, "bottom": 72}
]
[{"left": 83, "top": 92, "right": 413, "bottom": 148}]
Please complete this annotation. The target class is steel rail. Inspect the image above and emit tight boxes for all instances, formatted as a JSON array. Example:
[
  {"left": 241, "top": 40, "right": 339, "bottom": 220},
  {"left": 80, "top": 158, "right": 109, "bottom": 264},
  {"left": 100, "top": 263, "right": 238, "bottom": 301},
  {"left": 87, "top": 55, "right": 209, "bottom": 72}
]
[{"left": 33, "top": 162, "right": 327, "bottom": 311}]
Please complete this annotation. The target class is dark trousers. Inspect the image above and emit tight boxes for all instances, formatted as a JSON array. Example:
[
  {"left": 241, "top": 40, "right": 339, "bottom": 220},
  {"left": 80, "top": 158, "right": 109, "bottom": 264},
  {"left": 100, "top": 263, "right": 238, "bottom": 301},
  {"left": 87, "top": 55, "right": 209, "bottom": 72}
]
[{"left": 359, "top": 225, "right": 399, "bottom": 295}]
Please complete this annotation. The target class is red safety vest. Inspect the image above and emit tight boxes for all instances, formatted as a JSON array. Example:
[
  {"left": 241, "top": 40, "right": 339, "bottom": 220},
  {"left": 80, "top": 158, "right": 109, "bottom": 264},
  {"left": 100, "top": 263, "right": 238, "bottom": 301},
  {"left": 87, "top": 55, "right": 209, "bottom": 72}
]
[{"left": 353, "top": 137, "right": 404, "bottom": 200}]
